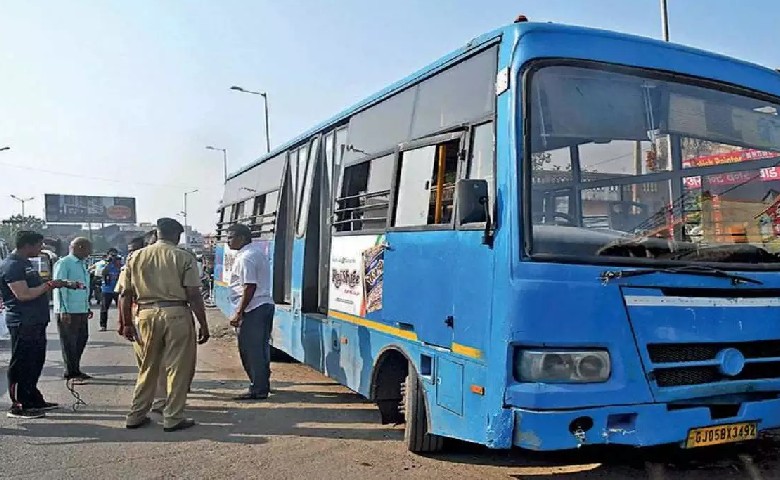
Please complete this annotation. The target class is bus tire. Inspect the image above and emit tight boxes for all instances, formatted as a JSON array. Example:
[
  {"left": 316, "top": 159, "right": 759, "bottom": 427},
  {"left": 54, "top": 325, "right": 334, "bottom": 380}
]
[{"left": 403, "top": 367, "right": 444, "bottom": 454}]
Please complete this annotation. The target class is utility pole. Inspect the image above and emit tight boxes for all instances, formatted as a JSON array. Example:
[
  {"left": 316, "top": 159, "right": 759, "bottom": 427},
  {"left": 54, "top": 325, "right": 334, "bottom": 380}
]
[
  {"left": 10, "top": 195, "right": 34, "bottom": 217},
  {"left": 660, "top": 0, "right": 670, "bottom": 41},
  {"left": 230, "top": 86, "right": 272, "bottom": 154},
  {"left": 206, "top": 146, "right": 229, "bottom": 183},
  {"left": 183, "top": 189, "right": 199, "bottom": 248}
]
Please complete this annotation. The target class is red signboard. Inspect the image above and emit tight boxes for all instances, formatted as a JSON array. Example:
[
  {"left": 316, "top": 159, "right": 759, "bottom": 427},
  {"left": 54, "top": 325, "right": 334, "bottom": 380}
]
[
  {"left": 684, "top": 167, "right": 780, "bottom": 189},
  {"left": 683, "top": 149, "right": 779, "bottom": 168}
]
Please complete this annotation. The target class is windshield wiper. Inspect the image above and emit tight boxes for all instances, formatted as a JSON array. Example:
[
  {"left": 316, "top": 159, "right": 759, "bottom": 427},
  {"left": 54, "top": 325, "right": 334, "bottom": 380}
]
[{"left": 600, "top": 265, "right": 763, "bottom": 286}]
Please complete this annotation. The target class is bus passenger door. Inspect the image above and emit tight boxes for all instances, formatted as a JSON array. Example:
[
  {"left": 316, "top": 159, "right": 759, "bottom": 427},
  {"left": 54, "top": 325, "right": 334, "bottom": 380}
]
[
  {"left": 451, "top": 121, "right": 496, "bottom": 361},
  {"left": 384, "top": 133, "right": 464, "bottom": 349}
]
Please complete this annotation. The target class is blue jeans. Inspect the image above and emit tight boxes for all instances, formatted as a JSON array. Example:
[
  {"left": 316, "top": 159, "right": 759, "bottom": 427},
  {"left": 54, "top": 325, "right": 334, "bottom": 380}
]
[{"left": 237, "top": 304, "right": 275, "bottom": 396}]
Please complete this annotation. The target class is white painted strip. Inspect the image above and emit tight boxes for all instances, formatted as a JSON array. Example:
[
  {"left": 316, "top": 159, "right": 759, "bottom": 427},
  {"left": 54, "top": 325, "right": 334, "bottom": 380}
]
[{"left": 624, "top": 295, "right": 780, "bottom": 308}]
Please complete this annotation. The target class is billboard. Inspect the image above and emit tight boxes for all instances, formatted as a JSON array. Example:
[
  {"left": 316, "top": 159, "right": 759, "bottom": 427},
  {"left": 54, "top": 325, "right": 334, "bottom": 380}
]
[{"left": 44, "top": 194, "right": 137, "bottom": 224}]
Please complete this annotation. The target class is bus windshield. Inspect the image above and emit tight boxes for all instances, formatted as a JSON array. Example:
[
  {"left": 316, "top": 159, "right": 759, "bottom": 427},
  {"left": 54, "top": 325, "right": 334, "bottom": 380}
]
[{"left": 527, "top": 64, "right": 780, "bottom": 269}]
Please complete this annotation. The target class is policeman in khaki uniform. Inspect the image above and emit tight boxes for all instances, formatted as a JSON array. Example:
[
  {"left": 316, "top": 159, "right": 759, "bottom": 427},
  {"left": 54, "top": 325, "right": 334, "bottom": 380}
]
[
  {"left": 118, "top": 218, "right": 209, "bottom": 432},
  {"left": 115, "top": 235, "right": 167, "bottom": 413}
]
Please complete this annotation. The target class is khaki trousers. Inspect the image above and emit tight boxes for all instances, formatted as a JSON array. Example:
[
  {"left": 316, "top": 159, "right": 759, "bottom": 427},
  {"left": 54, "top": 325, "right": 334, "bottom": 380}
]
[
  {"left": 132, "top": 340, "right": 167, "bottom": 411},
  {"left": 126, "top": 305, "right": 196, "bottom": 429}
]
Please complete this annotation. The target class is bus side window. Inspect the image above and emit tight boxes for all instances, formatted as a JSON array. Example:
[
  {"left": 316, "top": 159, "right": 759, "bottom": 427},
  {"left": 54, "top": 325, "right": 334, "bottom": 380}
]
[
  {"left": 248, "top": 189, "right": 278, "bottom": 240},
  {"left": 216, "top": 208, "right": 226, "bottom": 239},
  {"left": 466, "top": 122, "right": 495, "bottom": 222},
  {"left": 231, "top": 201, "right": 245, "bottom": 224},
  {"left": 335, "top": 155, "right": 393, "bottom": 232},
  {"left": 394, "top": 139, "right": 459, "bottom": 227}
]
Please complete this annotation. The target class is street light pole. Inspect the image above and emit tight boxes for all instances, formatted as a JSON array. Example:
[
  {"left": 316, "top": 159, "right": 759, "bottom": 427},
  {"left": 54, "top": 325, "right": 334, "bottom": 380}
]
[
  {"left": 183, "top": 189, "right": 199, "bottom": 248},
  {"left": 10, "top": 195, "right": 34, "bottom": 217},
  {"left": 261, "top": 94, "right": 270, "bottom": 154},
  {"left": 230, "top": 86, "right": 271, "bottom": 154},
  {"left": 660, "top": 0, "right": 670, "bottom": 41},
  {"left": 206, "top": 146, "right": 228, "bottom": 183}
]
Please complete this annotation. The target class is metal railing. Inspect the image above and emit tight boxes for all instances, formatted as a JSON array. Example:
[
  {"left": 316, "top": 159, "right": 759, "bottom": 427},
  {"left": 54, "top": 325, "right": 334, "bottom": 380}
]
[
  {"left": 216, "top": 211, "right": 277, "bottom": 241},
  {"left": 333, "top": 190, "right": 390, "bottom": 231}
]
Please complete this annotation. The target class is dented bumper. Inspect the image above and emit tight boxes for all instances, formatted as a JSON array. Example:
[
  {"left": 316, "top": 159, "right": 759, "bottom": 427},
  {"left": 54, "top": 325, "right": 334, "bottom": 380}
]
[{"left": 511, "top": 397, "right": 780, "bottom": 451}]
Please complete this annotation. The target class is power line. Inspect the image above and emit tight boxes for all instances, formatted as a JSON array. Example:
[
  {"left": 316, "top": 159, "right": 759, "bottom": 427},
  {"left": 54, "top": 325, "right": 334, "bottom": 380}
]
[{"left": 0, "top": 159, "right": 220, "bottom": 191}]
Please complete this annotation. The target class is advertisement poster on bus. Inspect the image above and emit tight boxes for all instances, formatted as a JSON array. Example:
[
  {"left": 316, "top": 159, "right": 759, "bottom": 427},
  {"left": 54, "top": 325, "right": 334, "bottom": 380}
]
[{"left": 329, "top": 235, "right": 385, "bottom": 316}]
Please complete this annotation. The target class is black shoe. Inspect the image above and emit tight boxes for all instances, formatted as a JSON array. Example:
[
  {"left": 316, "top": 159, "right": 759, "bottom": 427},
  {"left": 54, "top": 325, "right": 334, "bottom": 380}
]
[
  {"left": 75, "top": 373, "right": 93, "bottom": 381},
  {"left": 99, "top": 327, "right": 107, "bottom": 332},
  {"left": 232, "top": 393, "right": 268, "bottom": 401},
  {"left": 31, "top": 402, "right": 60, "bottom": 411},
  {"left": 164, "top": 419, "right": 196, "bottom": 432},
  {"left": 7, "top": 407, "right": 45, "bottom": 419},
  {"left": 125, "top": 417, "right": 152, "bottom": 429}
]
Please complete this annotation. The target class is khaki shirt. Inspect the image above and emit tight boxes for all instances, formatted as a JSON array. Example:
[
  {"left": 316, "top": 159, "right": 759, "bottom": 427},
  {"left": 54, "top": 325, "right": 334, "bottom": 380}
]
[{"left": 117, "top": 240, "right": 200, "bottom": 304}]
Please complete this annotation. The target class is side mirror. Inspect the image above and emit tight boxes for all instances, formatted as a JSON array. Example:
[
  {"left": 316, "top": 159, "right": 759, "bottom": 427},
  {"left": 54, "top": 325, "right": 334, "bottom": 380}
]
[
  {"left": 456, "top": 179, "right": 494, "bottom": 247},
  {"left": 457, "top": 179, "right": 489, "bottom": 224}
]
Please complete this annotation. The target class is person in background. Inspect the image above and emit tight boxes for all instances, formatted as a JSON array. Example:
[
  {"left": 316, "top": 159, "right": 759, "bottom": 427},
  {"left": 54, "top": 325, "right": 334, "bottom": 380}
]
[
  {"left": 119, "top": 218, "right": 209, "bottom": 432},
  {"left": 0, "top": 296, "right": 9, "bottom": 341},
  {"left": 196, "top": 255, "right": 204, "bottom": 279},
  {"left": 116, "top": 236, "right": 167, "bottom": 413},
  {"left": 226, "top": 223, "right": 275, "bottom": 401},
  {"left": 99, "top": 248, "right": 122, "bottom": 331},
  {"left": 0, "top": 231, "right": 74, "bottom": 419},
  {"left": 90, "top": 254, "right": 107, "bottom": 306},
  {"left": 144, "top": 229, "right": 157, "bottom": 247},
  {"left": 53, "top": 237, "right": 94, "bottom": 381},
  {"left": 204, "top": 258, "right": 214, "bottom": 293}
]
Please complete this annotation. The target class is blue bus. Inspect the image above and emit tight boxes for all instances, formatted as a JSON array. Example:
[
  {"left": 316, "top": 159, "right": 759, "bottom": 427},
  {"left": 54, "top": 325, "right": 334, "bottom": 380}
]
[{"left": 214, "top": 18, "right": 780, "bottom": 452}]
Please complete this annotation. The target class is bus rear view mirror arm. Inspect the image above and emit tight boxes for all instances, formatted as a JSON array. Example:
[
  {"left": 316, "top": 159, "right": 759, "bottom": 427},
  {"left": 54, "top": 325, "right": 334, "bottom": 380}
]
[
  {"left": 480, "top": 196, "right": 494, "bottom": 247},
  {"left": 456, "top": 179, "right": 494, "bottom": 247}
]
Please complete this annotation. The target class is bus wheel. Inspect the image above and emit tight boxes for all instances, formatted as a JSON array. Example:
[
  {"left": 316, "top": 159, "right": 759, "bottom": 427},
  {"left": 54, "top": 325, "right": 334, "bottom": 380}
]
[{"left": 402, "top": 366, "right": 444, "bottom": 453}]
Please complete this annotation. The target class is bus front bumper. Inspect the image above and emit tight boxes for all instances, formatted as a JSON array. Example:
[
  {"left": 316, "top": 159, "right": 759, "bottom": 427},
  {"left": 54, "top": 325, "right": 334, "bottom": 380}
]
[{"left": 511, "top": 397, "right": 780, "bottom": 451}]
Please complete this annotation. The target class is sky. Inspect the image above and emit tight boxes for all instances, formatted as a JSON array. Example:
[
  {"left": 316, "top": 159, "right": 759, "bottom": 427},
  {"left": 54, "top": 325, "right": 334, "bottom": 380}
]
[{"left": 1, "top": 0, "right": 779, "bottom": 233}]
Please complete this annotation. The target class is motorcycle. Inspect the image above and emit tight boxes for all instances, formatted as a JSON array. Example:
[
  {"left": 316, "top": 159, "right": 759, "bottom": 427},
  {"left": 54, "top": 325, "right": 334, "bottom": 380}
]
[{"left": 90, "top": 275, "right": 103, "bottom": 305}]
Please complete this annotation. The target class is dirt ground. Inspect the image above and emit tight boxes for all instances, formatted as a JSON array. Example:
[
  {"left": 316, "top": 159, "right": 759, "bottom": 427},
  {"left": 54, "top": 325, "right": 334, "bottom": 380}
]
[{"left": 0, "top": 307, "right": 777, "bottom": 479}]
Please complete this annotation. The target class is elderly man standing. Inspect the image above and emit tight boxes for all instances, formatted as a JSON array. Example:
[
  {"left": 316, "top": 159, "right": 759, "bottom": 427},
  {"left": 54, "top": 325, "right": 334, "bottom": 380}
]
[
  {"left": 118, "top": 218, "right": 209, "bottom": 432},
  {"left": 53, "top": 237, "right": 94, "bottom": 381}
]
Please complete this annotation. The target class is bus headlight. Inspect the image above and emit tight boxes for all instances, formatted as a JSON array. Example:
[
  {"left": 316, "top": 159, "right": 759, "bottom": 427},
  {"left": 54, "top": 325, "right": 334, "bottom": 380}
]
[{"left": 515, "top": 350, "right": 611, "bottom": 383}]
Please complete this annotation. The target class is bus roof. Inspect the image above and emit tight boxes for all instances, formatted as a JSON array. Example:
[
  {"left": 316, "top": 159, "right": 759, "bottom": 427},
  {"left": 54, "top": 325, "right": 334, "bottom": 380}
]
[
  {"left": 228, "top": 21, "right": 780, "bottom": 181},
  {"left": 227, "top": 24, "right": 507, "bottom": 180}
]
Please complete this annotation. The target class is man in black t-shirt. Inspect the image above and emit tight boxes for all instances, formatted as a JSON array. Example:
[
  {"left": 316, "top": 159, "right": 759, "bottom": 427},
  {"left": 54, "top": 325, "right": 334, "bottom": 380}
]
[{"left": 0, "top": 231, "right": 71, "bottom": 419}]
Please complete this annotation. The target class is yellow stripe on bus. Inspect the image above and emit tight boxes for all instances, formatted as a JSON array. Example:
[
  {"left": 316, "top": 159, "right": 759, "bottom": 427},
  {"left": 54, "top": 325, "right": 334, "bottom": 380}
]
[
  {"left": 328, "top": 310, "right": 418, "bottom": 341},
  {"left": 452, "top": 342, "right": 483, "bottom": 359},
  {"left": 327, "top": 310, "right": 483, "bottom": 359}
]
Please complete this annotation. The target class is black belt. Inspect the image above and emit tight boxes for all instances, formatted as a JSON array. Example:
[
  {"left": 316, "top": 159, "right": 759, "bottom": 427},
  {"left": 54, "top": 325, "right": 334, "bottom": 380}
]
[{"left": 136, "top": 301, "right": 188, "bottom": 310}]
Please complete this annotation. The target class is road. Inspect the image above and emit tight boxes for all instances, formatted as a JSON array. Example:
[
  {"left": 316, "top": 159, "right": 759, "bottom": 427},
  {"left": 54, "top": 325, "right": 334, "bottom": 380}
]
[{"left": 0, "top": 307, "right": 778, "bottom": 479}]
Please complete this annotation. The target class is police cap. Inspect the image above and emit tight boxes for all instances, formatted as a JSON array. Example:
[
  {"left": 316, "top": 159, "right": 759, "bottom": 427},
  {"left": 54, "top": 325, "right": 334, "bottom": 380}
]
[{"left": 156, "top": 217, "right": 184, "bottom": 236}]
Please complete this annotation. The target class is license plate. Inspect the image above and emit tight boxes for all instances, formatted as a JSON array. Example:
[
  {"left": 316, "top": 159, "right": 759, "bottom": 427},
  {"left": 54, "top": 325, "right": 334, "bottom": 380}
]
[{"left": 685, "top": 422, "right": 758, "bottom": 448}]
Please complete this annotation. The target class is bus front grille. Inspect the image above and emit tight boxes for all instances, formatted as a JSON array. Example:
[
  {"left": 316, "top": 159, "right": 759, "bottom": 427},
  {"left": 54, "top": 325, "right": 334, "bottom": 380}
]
[
  {"left": 648, "top": 341, "right": 780, "bottom": 363},
  {"left": 654, "top": 362, "right": 780, "bottom": 387}
]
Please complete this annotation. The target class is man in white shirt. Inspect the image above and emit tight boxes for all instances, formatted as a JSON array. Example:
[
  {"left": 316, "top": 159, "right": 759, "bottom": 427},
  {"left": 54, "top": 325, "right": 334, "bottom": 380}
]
[{"left": 226, "top": 224, "right": 274, "bottom": 400}]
